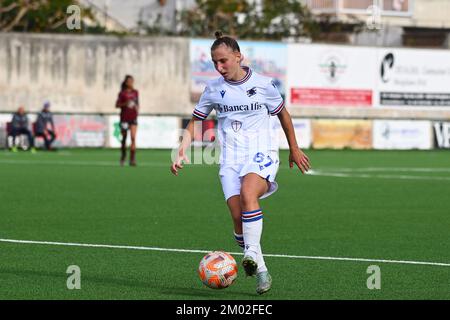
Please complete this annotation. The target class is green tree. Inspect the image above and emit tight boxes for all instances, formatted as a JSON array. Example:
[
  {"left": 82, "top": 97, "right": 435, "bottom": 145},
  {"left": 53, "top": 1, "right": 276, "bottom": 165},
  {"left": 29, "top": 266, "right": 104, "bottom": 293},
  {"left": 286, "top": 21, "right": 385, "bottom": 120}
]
[
  {"left": 0, "top": 0, "right": 101, "bottom": 33},
  {"left": 177, "top": 0, "right": 319, "bottom": 40},
  {"left": 177, "top": 0, "right": 257, "bottom": 38}
]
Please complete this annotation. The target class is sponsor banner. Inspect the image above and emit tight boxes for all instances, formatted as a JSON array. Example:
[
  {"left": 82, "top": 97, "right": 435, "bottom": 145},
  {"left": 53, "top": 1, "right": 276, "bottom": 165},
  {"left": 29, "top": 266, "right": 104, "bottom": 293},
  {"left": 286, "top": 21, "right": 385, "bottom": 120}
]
[
  {"left": 0, "top": 113, "right": 37, "bottom": 127},
  {"left": 434, "top": 122, "right": 450, "bottom": 149},
  {"left": 373, "top": 120, "right": 433, "bottom": 150},
  {"left": 291, "top": 88, "right": 372, "bottom": 106},
  {"left": 108, "top": 116, "right": 180, "bottom": 149},
  {"left": 273, "top": 118, "right": 311, "bottom": 149},
  {"left": 377, "top": 49, "right": 450, "bottom": 107},
  {"left": 52, "top": 115, "right": 107, "bottom": 147},
  {"left": 312, "top": 119, "right": 372, "bottom": 149},
  {"left": 1, "top": 113, "right": 106, "bottom": 148},
  {"left": 379, "top": 92, "right": 450, "bottom": 106},
  {"left": 288, "top": 44, "right": 376, "bottom": 107},
  {"left": 190, "top": 39, "right": 287, "bottom": 101}
]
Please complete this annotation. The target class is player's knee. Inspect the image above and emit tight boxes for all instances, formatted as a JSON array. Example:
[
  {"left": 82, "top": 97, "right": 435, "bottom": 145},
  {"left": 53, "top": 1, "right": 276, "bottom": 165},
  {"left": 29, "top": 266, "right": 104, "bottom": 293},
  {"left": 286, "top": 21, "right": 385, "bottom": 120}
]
[{"left": 239, "top": 189, "right": 258, "bottom": 209}]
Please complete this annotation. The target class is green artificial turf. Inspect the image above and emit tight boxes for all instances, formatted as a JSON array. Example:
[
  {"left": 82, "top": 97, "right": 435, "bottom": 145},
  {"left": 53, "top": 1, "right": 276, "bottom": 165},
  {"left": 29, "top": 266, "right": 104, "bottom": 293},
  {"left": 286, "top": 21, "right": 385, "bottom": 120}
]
[{"left": 0, "top": 148, "right": 449, "bottom": 299}]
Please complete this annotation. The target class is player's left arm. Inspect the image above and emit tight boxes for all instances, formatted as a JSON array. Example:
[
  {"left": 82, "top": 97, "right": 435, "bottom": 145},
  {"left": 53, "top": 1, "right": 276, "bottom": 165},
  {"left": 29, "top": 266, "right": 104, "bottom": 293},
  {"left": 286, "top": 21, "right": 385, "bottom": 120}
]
[
  {"left": 277, "top": 107, "right": 311, "bottom": 174},
  {"left": 50, "top": 114, "right": 56, "bottom": 132},
  {"left": 135, "top": 91, "right": 140, "bottom": 114},
  {"left": 265, "top": 79, "right": 311, "bottom": 173}
]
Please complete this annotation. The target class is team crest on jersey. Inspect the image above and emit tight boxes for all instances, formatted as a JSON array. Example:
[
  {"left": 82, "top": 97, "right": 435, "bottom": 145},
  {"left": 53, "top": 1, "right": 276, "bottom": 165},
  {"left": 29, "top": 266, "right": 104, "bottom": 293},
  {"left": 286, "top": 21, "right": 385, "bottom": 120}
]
[
  {"left": 220, "top": 90, "right": 226, "bottom": 98},
  {"left": 246, "top": 87, "right": 257, "bottom": 97},
  {"left": 231, "top": 120, "right": 242, "bottom": 132}
]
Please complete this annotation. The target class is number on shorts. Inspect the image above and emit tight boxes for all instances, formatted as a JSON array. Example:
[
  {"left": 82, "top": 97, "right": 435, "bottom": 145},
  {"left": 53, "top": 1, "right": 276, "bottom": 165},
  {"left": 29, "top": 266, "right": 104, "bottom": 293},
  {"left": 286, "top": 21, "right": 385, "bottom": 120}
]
[
  {"left": 264, "top": 155, "right": 273, "bottom": 168},
  {"left": 253, "top": 152, "right": 265, "bottom": 163},
  {"left": 254, "top": 152, "right": 273, "bottom": 171}
]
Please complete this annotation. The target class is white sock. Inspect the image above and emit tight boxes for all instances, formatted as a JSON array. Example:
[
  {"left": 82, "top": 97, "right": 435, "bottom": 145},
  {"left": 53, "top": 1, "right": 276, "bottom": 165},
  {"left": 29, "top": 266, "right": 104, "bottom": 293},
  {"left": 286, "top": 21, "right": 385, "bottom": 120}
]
[
  {"left": 256, "top": 244, "right": 268, "bottom": 273},
  {"left": 242, "top": 209, "right": 263, "bottom": 260}
]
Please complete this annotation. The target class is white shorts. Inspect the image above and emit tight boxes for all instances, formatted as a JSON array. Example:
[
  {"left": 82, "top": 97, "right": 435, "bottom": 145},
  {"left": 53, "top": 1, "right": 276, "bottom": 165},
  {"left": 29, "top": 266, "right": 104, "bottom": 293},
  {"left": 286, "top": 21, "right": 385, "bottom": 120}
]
[{"left": 219, "top": 151, "right": 280, "bottom": 201}]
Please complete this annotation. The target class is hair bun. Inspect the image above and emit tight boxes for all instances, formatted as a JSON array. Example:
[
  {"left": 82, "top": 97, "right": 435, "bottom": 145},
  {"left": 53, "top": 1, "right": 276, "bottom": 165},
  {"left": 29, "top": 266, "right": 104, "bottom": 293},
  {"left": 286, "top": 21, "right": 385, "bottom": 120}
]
[{"left": 214, "top": 30, "right": 223, "bottom": 39}]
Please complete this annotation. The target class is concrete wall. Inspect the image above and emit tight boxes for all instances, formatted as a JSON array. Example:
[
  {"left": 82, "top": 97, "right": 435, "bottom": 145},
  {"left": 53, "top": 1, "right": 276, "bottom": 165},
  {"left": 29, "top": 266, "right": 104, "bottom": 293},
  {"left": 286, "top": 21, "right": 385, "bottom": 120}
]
[
  {"left": 351, "top": 26, "right": 404, "bottom": 48},
  {"left": 0, "top": 33, "right": 191, "bottom": 115}
]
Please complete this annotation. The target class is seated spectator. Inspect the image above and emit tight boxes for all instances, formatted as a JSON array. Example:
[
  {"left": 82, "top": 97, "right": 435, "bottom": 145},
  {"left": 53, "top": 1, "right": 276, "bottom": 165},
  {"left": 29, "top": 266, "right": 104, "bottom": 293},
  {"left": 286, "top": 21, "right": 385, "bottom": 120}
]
[
  {"left": 35, "top": 101, "right": 57, "bottom": 150},
  {"left": 11, "top": 106, "right": 36, "bottom": 153}
]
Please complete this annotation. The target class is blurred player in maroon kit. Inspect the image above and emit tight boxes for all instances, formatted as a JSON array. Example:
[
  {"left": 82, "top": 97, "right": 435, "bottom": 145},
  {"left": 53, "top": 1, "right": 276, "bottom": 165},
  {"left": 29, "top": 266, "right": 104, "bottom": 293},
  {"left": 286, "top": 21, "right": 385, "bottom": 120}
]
[{"left": 116, "top": 75, "right": 139, "bottom": 166}]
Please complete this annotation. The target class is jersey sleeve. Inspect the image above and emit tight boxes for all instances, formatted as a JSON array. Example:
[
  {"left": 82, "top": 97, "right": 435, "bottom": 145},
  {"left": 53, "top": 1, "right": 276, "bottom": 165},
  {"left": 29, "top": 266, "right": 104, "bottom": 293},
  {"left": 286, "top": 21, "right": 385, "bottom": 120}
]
[
  {"left": 135, "top": 90, "right": 139, "bottom": 106},
  {"left": 116, "top": 91, "right": 125, "bottom": 107},
  {"left": 192, "top": 85, "right": 214, "bottom": 120},
  {"left": 265, "top": 80, "right": 285, "bottom": 116}
]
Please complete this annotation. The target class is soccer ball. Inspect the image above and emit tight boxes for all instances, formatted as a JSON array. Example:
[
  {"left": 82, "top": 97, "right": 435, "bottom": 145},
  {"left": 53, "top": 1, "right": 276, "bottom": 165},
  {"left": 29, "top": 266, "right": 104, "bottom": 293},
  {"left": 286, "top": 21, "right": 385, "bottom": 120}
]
[{"left": 198, "top": 251, "right": 238, "bottom": 289}]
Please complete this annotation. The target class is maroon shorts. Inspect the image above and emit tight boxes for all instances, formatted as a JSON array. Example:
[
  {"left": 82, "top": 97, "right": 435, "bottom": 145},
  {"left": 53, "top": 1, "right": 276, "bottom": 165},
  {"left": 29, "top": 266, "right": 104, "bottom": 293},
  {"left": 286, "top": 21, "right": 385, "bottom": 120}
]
[{"left": 120, "top": 120, "right": 137, "bottom": 130}]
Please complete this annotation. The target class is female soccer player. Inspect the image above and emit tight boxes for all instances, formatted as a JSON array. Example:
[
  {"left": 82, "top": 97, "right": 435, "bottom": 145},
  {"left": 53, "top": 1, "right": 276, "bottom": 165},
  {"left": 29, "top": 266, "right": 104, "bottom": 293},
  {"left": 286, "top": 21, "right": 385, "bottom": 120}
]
[
  {"left": 116, "top": 75, "right": 139, "bottom": 166},
  {"left": 171, "top": 31, "right": 311, "bottom": 294}
]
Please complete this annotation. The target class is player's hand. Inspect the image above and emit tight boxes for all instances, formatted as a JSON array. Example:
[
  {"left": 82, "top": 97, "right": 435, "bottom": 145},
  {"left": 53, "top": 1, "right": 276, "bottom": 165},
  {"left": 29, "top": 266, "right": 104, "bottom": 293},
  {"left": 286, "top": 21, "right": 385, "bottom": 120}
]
[
  {"left": 289, "top": 148, "right": 311, "bottom": 174},
  {"left": 171, "top": 152, "right": 190, "bottom": 176}
]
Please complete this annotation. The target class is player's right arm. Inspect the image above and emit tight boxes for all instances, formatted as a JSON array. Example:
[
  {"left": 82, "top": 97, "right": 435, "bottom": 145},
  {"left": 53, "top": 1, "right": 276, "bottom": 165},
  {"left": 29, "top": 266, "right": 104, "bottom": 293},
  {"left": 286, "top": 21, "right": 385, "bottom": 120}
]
[
  {"left": 171, "top": 84, "right": 214, "bottom": 176},
  {"left": 170, "top": 117, "right": 198, "bottom": 176},
  {"left": 11, "top": 113, "right": 19, "bottom": 129},
  {"left": 115, "top": 92, "right": 126, "bottom": 109}
]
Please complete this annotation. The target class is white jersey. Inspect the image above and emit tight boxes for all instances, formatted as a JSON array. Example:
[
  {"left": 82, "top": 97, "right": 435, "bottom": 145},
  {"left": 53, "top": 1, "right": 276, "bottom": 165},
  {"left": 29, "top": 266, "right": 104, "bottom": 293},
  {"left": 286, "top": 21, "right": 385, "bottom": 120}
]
[{"left": 193, "top": 67, "right": 284, "bottom": 165}]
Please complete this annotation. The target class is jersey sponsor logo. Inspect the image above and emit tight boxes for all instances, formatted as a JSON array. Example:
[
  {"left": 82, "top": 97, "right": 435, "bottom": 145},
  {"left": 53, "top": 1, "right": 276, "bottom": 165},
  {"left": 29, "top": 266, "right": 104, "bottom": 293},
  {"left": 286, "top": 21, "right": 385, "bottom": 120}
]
[
  {"left": 231, "top": 120, "right": 242, "bottom": 132},
  {"left": 217, "top": 102, "right": 262, "bottom": 113},
  {"left": 246, "top": 87, "right": 257, "bottom": 97},
  {"left": 220, "top": 90, "right": 226, "bottom": 98}
]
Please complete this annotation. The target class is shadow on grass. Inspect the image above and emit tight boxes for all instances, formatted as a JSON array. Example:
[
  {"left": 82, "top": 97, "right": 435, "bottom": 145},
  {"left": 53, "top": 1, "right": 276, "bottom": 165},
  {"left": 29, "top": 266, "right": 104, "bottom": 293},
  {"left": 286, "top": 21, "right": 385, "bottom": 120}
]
[{"left": 0, "top": 267, "right": 258, "bottom": 299}]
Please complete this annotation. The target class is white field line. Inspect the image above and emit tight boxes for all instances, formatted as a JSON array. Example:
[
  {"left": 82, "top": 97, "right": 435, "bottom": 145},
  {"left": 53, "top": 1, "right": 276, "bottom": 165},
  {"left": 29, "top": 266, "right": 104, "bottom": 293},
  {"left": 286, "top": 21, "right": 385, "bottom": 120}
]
[
  {"left": 1, "top": 238, "right": 449, "bottom": 268},
  {"left": 320, "top": 167, "right": 450, "bottom": 173},
  {"left": 1, "top": 158, "right": 450, "bottom": 181},
  {"left": 307, "top": 170, "right": 450, "bottom": 181},
  {"left": 1, "top": 157, "right": 450, "bottom": 174}
]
